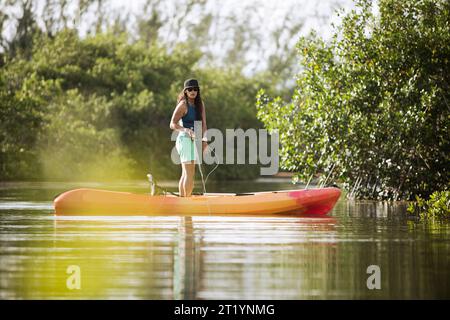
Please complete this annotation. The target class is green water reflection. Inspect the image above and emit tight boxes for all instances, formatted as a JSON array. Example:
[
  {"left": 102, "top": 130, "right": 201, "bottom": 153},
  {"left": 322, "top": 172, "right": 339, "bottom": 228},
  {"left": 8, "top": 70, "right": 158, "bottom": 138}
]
[{"left": 0, "top": 181, "right": 449, "bottom": 299}]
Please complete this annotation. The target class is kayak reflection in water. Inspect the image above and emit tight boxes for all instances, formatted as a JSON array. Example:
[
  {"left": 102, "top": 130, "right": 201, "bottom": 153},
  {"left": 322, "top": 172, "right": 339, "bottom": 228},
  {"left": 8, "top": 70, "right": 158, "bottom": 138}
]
[{"left": 169, "top": 79, "right": 208, "bottom": 197}]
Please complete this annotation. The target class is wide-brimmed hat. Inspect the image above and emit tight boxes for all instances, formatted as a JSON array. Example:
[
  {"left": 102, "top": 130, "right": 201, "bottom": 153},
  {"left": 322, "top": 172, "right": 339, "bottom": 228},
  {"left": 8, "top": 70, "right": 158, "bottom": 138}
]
[{"left": 184, "top": 79, "right": 199, "bottom": 90}]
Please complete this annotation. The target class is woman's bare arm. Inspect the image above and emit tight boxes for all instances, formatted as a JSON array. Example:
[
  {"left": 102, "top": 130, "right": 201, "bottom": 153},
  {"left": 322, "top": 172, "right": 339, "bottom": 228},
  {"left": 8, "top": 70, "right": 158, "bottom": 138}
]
[{"left": 169, "top": 101, "right": 188, "bottom": 132}]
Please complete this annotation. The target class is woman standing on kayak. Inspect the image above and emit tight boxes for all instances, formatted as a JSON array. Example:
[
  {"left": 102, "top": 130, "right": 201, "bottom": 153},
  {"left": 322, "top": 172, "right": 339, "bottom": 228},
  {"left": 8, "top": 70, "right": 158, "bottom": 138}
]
[{"left": 170, "top": 79, "right": 208, "bottom": 197}]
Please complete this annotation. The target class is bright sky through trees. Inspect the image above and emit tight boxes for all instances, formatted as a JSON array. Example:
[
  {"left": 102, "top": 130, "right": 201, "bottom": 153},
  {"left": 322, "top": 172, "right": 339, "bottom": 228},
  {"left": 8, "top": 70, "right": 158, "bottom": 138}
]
[{"left": 1, "top": 0, "right": 356, "bottom": 74}]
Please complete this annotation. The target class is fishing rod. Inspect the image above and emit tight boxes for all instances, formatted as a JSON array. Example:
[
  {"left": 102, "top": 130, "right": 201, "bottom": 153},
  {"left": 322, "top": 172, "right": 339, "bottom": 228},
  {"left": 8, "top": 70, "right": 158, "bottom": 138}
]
[
  {"left": 147, "top": 140, "right": 220, "bottom": 197},
  {"left": 147, "top": 174, "right": 179, "bottom": 197}
]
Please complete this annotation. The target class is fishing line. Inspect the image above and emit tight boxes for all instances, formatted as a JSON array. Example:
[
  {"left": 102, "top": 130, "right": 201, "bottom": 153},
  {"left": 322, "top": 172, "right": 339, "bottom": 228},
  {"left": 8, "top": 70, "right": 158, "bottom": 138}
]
[
  {"left": 194, "top": 139, "right": 220, "bottom": 217},
  {"left": 147, "top": 134, "right": 220, "bottom": 201},
  {"left": 193, "top": 138, "right": 220, "bottom": 195},
  {"left": 204, "top": 147, "right": 220, "bottom": 186}
]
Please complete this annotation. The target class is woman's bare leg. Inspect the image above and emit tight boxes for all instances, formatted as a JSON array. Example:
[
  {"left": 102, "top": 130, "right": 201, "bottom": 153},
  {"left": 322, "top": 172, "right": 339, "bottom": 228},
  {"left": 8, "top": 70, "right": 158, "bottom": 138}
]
[
  {"left": 183, "top": 161, "right": 196, "bottom": 197},
  {"left": 179, "top": 164, "right": 186, "bottom": 197}
]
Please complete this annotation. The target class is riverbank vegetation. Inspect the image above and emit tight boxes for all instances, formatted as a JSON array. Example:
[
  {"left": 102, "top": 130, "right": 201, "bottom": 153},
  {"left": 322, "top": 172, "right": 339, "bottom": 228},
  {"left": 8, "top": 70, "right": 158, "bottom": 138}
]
[
  {"left": 1, "top": 0, "right": 448, "bottom": 208},
  {"left": 257, "top": 0, "right": 449, "bottom": 201},
  {"left": 1, "top": 0, "right": 301, "bottom": 182},
  {"left": 408, "top": 191, "right": 450, "bottom": 220}
]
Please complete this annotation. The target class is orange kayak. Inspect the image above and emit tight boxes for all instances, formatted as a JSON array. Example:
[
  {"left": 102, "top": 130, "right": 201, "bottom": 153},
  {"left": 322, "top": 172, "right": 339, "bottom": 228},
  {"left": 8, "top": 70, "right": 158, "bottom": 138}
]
[{"left": 53, "top": 187, "right": 341, "bottom": 216}]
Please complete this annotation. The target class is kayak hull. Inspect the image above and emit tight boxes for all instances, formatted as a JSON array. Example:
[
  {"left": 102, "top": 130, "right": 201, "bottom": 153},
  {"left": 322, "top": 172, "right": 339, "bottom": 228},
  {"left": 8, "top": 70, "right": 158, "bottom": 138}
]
[{"left": 53, "top": 187, "right": 341, "bottom": 216}]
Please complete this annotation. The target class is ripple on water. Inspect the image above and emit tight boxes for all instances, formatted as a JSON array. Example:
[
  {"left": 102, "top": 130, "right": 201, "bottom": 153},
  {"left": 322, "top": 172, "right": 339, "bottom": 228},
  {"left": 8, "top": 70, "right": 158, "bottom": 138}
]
[{"left": 1, "top": 182, "right": 449, "bottom": 299}]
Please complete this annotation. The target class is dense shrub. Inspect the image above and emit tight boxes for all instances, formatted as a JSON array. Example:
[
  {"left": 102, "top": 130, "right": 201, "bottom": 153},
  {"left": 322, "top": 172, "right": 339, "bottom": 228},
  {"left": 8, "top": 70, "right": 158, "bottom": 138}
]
[
  {"left": 1, "top": 30, "right": 267, "bottom": 181},
  {"left": 257, "top": 0, "right": 449, "bottom": 200},
  {"left": 408, "top": 191, "right": 450, "bottom": 220}
]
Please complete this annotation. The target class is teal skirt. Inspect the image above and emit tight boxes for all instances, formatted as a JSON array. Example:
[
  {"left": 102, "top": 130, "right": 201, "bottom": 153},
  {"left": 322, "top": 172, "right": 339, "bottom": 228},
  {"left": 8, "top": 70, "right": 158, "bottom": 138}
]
[{"left": 176, "top": 132, "right": 196, "bottom": 163}]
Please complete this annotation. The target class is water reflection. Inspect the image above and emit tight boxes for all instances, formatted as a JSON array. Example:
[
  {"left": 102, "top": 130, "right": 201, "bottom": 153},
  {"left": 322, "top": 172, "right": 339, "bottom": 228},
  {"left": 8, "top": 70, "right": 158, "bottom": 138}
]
[
  {"left": 173, "top": 215, "right": 338, "bottom": 300},
  {"left": 0, "top": 182, "right": 449, "bottom": 299}
]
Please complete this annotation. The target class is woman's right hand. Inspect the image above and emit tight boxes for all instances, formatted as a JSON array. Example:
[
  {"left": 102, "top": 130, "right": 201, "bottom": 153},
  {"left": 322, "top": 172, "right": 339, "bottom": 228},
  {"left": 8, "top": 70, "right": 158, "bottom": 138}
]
[{"left": 184, "top": 128, "right": 195, "bottom": 139}]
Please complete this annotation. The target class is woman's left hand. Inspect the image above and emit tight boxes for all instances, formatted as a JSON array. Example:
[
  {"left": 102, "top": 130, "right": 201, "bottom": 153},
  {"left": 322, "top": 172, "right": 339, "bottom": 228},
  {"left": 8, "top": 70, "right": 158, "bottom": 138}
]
[{"left": 202, "top": 141, "right": 208, "bottom": 154}]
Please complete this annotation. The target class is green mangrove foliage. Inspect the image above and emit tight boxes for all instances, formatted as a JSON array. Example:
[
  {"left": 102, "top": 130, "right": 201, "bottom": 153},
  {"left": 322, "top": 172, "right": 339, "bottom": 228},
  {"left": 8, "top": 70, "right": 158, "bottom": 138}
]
[
  {"left": 257, "top": 0, "right": 449, "bottom": 200},
  {"left": 408, "top": 191, "right": 450, "bottom": 220},
  {"left": 0, "top": 29, "right": 265, "bottom": 181}
]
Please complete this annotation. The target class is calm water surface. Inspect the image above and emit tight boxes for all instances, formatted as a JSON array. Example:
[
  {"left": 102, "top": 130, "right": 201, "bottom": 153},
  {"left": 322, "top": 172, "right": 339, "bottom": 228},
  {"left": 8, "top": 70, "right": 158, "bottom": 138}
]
[{"left": 0, "top": 180, "right": 449, "bottom": 299}]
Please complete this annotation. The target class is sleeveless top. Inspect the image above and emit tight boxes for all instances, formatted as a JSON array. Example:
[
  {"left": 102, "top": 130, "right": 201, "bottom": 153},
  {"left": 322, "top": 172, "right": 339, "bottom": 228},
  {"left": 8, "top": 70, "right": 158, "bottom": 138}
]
[{"left": 181, "top": 102, "right": 197, "bottom": 130}]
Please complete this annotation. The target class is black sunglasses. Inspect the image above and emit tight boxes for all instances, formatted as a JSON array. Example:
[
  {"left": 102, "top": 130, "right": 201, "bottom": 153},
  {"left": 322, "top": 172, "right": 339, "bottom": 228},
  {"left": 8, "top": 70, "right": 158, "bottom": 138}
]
[{"left": 186, "top": 87, "right": 199, "bottom": 92}]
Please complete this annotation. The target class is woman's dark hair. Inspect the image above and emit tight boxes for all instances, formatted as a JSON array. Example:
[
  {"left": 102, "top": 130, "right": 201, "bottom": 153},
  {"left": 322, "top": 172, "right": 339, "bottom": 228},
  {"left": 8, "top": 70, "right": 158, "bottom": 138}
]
[{"left": 177, "top": 88, "right": 203, "bottom": 121}]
